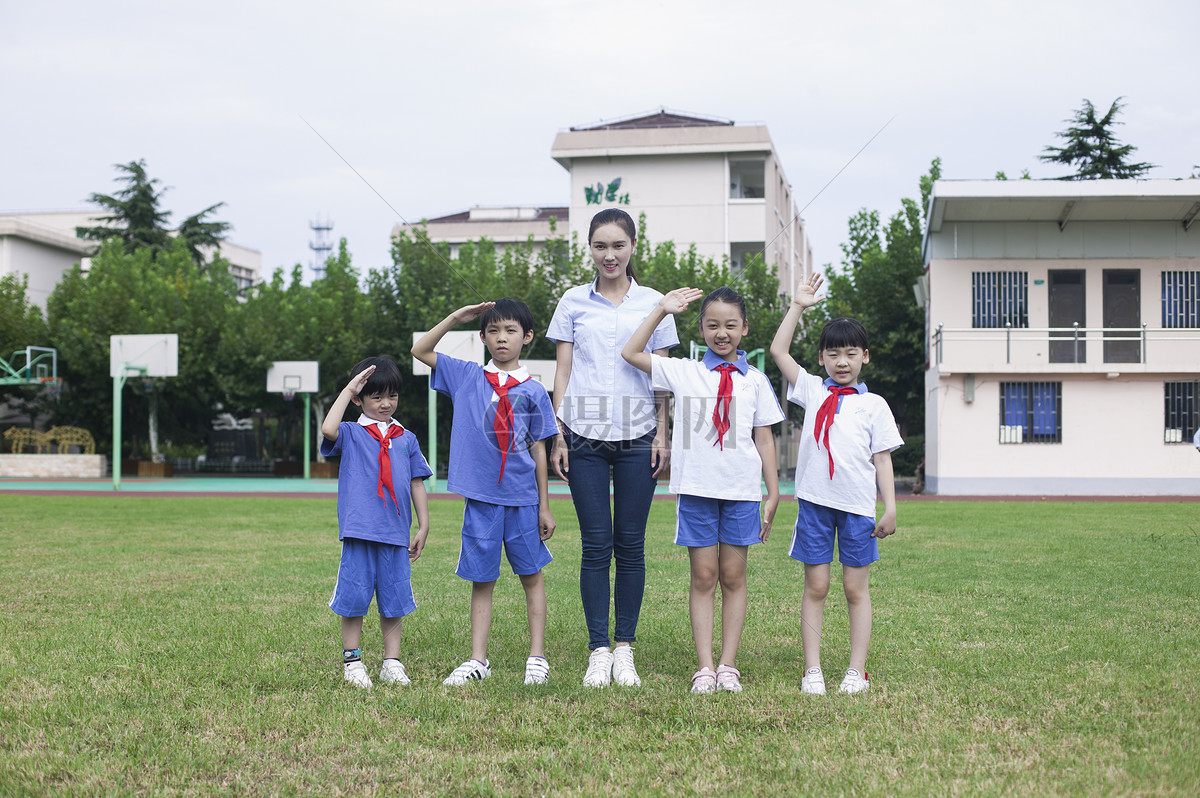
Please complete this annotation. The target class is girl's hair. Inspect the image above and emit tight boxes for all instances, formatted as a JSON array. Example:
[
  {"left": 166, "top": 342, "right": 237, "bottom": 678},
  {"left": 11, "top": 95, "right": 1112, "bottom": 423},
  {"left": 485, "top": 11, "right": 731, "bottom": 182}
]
[
  {"left": 818, "top": 317, "right": 869, "bottom": 351},
  {"left": 587, "top": 208, "right": 638, "bottom": 281},
  {"left": 479, "top": 298, "right": 535, "bottom": 336},
  {"left": 351, "top": 355, "right": 403, "bottom": 395},
  {"left": 699, "top": 286, "right": 747, "bottom": 321}
]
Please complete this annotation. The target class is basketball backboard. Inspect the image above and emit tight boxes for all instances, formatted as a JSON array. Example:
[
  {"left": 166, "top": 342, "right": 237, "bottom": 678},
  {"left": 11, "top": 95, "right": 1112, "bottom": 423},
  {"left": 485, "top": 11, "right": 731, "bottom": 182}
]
[
  {"left": 267, "top": 361, "right": 320, "bottom": 393},
  {"left": 411, "top": 331, "right": 485, "bottom": 377},
  {"left": 110, "top": 334, "right": 178, "bottom": 378},
  {"left": 522, "top": 359, "right": 557, "bottom": 388}
]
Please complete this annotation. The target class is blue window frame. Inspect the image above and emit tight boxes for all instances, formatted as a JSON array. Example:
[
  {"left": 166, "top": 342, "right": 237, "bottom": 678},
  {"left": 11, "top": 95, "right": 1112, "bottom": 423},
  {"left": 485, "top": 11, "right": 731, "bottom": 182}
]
[
  {"left": 973, "top": 272, "right": 1028, "bottom": 328},
  {"left": 1000, "top": 381, "right": 1061, "bottom": 443},
  {"left": 1162, "top": 271, "right": 1200, "bottom": 328}
]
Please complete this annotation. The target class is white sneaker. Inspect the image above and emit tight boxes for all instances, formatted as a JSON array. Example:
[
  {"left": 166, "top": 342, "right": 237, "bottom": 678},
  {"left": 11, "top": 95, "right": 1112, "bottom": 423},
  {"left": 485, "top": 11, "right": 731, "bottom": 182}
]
[
  {"left": 838, "top": 668, "right": 869, "bottom": 694},
  {"left": 690, "top": 667, "right": 717, "bottom": 694},
  {"left": 343, "top": 660, "right": 372, "bottom": 689},
  {"left": 524, "top": 656, "right": 550, "bottom": 685},
  {"left": 583, "top": 647, "right": 614, "bottom": 687},
  {"left": 611, "top": 645, "right": 642, "bottom": 687},
  {"left": 379, "top": 659, "right": 411, "bottom": 685},
  {"left": 801, "top": 666, "right": 826, "bottom": 695},
  {"left": 443, "top": 659, "right": 491, "bottom": 686}
]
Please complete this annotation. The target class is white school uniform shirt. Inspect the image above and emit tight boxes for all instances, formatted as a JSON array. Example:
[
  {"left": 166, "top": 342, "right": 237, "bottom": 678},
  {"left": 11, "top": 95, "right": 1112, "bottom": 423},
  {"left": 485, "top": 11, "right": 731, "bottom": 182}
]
[
  {"left": 546, "top": 278, "right": 679, "bottom": 441},
  {"left": 788, "top": 372, "right": 903, "bottom": 517},
  {"left": 651, "top": 349, "right": 785, "bottom": 502}
]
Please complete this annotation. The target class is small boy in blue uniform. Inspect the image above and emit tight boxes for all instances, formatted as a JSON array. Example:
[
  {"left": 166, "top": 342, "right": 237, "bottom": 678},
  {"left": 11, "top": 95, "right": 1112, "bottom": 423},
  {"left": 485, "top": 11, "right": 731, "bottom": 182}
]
[
  {"left": 320, "top": 356, "right": 432, "bottom": 689},
  {"left": 412, "top": 299, "right": 559, "bottom": 686}
]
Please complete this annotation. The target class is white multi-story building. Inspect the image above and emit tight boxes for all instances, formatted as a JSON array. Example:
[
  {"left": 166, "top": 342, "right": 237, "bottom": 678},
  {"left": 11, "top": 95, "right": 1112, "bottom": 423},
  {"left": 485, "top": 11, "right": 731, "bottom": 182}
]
[
  {"left": 0, "top": 210, "right": 262, "bottom": 307},
  {"left": 393, "top": 205, "right": 569, "bottom": 260},
  {"left": 395, "top": 109, "right": 812, "bottom": 295},
  {"left": 552, "top": 108, "right": 811, "bottom": 291},
  {"left": 922, "top": 179, "right": 1200, "bottom": 495}
]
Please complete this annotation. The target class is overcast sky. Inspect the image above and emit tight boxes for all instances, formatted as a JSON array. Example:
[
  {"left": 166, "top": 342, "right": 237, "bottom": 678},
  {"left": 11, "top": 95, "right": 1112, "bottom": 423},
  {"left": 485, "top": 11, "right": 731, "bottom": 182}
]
[{"left": 4, "top": 0, "right": 1198, "bottom": 285}]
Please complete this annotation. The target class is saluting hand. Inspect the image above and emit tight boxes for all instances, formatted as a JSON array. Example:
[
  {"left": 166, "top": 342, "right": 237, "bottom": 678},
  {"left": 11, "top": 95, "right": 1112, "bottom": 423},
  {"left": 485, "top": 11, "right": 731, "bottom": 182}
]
[{"left": 659, "top": 287, "right": 704, "bottom": 315}]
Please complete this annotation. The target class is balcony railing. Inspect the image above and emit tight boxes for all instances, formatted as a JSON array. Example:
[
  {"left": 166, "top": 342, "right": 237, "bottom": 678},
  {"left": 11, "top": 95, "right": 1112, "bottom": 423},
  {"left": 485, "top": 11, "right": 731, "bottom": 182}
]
[{"left": 930, "top": 323, "right": 1200, "bottom": 370}]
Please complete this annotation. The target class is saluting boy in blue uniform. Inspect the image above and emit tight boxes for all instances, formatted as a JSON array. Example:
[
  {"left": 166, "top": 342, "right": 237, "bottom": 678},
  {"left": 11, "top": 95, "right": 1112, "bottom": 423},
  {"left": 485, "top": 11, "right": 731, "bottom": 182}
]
[
  {"left": 412, "top": 299, "right": 559, "bottom": 686},
  {"left": 321, "top": 356, "right": 432, "bottom": 689}
]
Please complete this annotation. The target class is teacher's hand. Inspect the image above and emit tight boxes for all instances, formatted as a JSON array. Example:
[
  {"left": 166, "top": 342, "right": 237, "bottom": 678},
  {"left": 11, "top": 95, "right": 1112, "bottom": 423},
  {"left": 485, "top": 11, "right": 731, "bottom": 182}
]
[
  {"left": 550, "top": 435, "right": 569, "bottom": 483},
  {"left": 651, "top": 433, "right": 670, "bottom": 478}
]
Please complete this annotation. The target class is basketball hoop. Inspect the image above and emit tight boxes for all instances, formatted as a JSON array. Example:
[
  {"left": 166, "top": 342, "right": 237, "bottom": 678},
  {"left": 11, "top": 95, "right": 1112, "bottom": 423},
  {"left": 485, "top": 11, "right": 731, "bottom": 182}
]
[
  {"left": 282, "top": 391, "right": 295, "bottom": 402},
  {"left": 39, "top": 376, "right": 63, "bottom": 398}
]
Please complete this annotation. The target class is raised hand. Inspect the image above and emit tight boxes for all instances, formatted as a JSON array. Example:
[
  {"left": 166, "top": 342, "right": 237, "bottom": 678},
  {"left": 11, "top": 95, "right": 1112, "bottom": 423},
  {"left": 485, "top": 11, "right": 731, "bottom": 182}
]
[
  {"left": 659, "top": 287, "right": 705, "bottom": 315},
  {"left": 792, "top": 272, "right": 825, "bottom": 310},
  {"left": 345, "top": 365, "right": 376, "bottom": 398},
  {"left": 452, "top": 301, "right": 496, "bottom": 324}
]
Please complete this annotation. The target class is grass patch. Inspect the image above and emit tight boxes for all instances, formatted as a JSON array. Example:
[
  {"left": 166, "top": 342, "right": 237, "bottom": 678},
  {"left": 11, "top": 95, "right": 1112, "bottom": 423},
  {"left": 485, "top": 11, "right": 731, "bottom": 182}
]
[{"left": 0, "top": 496, "right": 1197, "bottom": 796}]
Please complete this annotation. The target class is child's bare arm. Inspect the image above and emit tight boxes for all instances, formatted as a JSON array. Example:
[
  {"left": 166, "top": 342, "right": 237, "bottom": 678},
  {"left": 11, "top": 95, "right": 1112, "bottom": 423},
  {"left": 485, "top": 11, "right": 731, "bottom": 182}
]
[
  {"left": 408, "top": 478, "right": 430, "bottom": 560},
  {"left": 872, "top": 449, "right": 897, "bottom": 539},
  {"left": 530, "top": 440, "right": 555, "bottom": 542},
  {"left": 754, "top": 425, "right": 779, "bottom": 541},
  {"left": 321, "top": 365, "right": 375, "bottom": 441},
  {"left": 770, "top": 271, "right": 824, "bottom": 387},
  {"left": 411, "top": 302, "right": 496, "bottom": 370},
  {"left": 621, "top": 288, "right": 704, "bottom": 374}
]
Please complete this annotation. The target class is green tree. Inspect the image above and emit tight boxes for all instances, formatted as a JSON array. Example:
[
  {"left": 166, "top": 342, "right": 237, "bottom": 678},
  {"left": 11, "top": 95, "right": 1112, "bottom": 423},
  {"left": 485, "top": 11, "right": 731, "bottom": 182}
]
[
  {"left": 46, "top": 238, "right": 238, "bottom": 457},
  {"left": 800, "top": 158, "right": 941, "bottom": 458},
  {"left": 0, "top": 274, "right": 53, "bottom": 430},
  {"left": 221, "top": 239, "right": 369, "bottom": 461},
  {"left": 1039, "top": 98, "right": 1155, "bottom": 180},
  {"left": 76, "top": 159, "right": 230, "bottom": 265},
  {"left": 0, "top": 273, "right": 48, "bottom": 363}
]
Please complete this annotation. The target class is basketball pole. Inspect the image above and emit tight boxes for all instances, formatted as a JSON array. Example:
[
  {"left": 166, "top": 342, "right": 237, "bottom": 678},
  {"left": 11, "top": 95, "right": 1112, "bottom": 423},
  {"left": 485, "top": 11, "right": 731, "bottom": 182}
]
[
  {"left": 112, "top": 364, "right": 146, "bottom": 491},
  {"left": 303, "top": 392, "right": 312, "bottom": 480},
  {"left": 427, "top": 381, "right": 437, "bottom": 489}
]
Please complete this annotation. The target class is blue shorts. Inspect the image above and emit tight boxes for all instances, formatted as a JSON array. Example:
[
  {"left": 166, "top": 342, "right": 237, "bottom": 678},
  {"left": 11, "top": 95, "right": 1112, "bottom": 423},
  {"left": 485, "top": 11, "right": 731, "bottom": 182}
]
[
  {"left": 674, "top": 494, "right": 763, "bottom": 548},
  {"left": 456, "top": 499, "right": 552, "bottom": 582},
  {"left": 329, "top": 537, "right": 417, "bottom": 618},
  {"left": 789, "top": 498, "right": 879, "bottom": 567}
]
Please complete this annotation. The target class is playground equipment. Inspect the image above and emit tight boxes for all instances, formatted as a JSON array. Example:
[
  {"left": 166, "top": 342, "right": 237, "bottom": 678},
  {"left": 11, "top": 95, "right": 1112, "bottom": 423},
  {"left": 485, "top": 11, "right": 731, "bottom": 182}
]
[
  {"left": 0, "top": 346, "right": 60, "bottom": 387},
  {"left": 267, "top": 361, "right": 319, "bottom": 479},
  {"left": 111, "top": 334, "right": 178, "bottom": 490}
]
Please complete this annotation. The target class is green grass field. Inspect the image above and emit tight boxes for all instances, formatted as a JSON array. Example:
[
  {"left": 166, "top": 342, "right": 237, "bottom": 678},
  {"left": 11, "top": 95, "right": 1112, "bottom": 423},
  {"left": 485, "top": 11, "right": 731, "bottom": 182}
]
[{"left": 1, "top": 495, "right": 1197, "bottom": 796}]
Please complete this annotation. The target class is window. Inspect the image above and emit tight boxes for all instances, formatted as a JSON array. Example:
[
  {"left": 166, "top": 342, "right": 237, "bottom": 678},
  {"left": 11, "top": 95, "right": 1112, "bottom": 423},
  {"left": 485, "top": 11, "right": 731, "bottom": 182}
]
[
  {"left": 729, "top": 243, "right": 764, "bottom": 275},
  {"left": 973, "top": 272, "right": 1028, "bottom": 328},
  {"left": 729, "top": 160, "right": 765, "bottom": 199},
  {"left": 999, "top": 381, "right": 1061, "bottom": 444},
  {"left": 1164, "top": 381, "right": 1200, "bottom": 444},
  {"left": 1162, "top": 271, "right": 1200, "bottom": 328}
]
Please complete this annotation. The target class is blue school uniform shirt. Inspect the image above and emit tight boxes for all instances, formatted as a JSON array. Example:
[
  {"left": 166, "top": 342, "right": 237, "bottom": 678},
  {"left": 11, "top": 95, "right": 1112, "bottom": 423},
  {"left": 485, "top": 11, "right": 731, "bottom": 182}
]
[
  {"left": 320, "top": 417, "right": 432, "bottom": 545},
  {"left": 432, "top": 354, "right": 558, "bottom": 507}
]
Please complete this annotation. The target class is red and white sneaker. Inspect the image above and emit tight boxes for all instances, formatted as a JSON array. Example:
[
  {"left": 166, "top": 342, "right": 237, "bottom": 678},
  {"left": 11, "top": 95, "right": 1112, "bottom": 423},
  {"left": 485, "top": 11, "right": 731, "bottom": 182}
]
[{"left": 838, "top": 668, "right": 869, "bottom": 694}]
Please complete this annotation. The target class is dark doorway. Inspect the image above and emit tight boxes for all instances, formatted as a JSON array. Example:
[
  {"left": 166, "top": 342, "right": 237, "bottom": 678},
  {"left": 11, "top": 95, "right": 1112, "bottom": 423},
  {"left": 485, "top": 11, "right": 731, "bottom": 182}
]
[
  {"left": 1103, "top": 269, "right": 1141, "bottom": 363},
  {"left": 1049, "top": 270, "right": 1086, "bottom": 363}
]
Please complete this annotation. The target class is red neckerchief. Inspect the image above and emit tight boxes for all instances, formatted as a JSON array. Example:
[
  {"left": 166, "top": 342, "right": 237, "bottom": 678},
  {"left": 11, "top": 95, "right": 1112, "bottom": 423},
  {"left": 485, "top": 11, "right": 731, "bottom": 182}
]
[
  {"left": 485, "top": 370, "right": 529, "bottom": 482},
  {"left": 365, "top": 422, "right": 405, "bottom": 514},
  {"left": 814, "top": 386, "right": 859, "bottom": 478},
  {"left": 711, "top": 363, "right": 738, "bottom": 450}
]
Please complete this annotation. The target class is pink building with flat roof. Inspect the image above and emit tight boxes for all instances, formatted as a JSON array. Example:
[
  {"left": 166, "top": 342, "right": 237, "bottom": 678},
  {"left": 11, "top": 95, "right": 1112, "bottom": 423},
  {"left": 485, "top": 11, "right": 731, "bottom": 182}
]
[{"left": 922, "top": 179, "right": 1200, "bottom": 495}]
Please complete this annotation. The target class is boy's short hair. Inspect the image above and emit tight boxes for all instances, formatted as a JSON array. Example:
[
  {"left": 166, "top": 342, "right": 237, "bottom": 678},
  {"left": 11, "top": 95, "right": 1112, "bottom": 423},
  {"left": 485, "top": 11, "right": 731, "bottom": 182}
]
[
  {"left": 819, "top": 317, "right": 869, "bottom": 351},
  {"left": 479, "top": 298, "right": 535, "bottom": 336},
  {"left": 351, "top": 356, "right": 403, "bottom": 395}
]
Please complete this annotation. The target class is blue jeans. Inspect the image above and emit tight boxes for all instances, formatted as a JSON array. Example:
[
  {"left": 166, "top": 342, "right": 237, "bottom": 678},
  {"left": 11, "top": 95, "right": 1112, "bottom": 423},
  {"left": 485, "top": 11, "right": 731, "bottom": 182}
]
[{"left": 564, "top": 429, "right": 657, "bottom": 650}]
